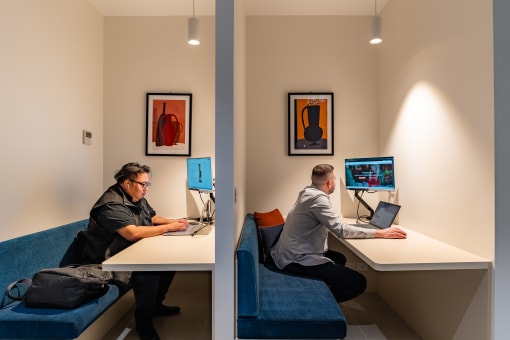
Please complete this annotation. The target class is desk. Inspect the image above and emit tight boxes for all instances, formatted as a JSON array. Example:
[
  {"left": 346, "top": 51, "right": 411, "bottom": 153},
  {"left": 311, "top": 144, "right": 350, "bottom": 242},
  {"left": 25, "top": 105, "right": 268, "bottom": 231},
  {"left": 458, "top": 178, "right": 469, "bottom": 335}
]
[
  {"left": 339, "top": 218, "right": 490, "bottom": 271},
  {"left": 102, "top": 225, "right": 215, "bottom": 338},
  {"left": 338, "top": 219, "right": 491, "bottom": 340},
  {"left": 102, "top": 225, "right": 215, "bottom": 272}
]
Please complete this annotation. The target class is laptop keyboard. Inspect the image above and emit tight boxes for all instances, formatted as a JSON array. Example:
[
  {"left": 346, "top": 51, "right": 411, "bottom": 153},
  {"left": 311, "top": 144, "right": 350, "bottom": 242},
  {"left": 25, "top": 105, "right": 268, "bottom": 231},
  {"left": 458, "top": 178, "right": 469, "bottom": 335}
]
[{"left": 164, "top": 222, "right": 203, "bottom": 236}]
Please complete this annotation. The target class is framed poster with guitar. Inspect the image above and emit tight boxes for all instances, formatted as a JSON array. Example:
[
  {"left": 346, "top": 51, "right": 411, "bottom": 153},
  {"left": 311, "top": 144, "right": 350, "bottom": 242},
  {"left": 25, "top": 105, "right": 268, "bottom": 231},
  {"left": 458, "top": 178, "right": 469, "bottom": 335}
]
[{"left": 146, "top": 93, "right": 192, "bottom": 156}]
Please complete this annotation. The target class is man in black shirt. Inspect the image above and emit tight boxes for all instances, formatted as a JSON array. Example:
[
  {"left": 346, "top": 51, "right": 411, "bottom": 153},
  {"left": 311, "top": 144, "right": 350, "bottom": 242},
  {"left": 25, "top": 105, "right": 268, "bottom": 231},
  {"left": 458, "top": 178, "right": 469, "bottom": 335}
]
[{"left": 81, "top": 162, "right": 188, "bottom": 340}]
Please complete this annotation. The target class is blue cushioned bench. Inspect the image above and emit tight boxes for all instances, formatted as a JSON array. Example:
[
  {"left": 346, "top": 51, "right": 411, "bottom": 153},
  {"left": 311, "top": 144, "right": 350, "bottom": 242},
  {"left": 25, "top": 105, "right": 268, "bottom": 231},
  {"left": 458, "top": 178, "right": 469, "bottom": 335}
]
[
  {"left": 236, "top": 214, "right": 347, "bottom": 339},
  {"left": 0, "top": 220, "right": 126, "bottom": 339}
]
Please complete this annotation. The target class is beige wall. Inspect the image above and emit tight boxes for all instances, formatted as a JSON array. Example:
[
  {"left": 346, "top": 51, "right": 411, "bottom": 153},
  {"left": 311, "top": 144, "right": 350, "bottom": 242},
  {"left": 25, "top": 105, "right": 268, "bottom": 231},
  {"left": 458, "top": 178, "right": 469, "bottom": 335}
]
[
  {"left": 376, "top": 1, "right": 494, "bottom": 339},
  {"left": 244, "top": 1, "right": 493, "bottom": 339},
  {"left": 0, "top": 0, "right": 104, "bottom": 240},
  {"left": 379, "top": 0, "right": 494, "bottom": 259},
  {"left": 103, "top": 16, "right": 216, "bottom": 219},
  {"left": 245, "top": 15, "right": 379, "bottom": 218},
  {"left": 0, "top": 1, "right": 496, "bottom": 339},
  {"left": 245, "top": 3, "right": 493, "bottom": 259},
  {"left": 0, "top": 4, "right": 217, "bottom": 238}
]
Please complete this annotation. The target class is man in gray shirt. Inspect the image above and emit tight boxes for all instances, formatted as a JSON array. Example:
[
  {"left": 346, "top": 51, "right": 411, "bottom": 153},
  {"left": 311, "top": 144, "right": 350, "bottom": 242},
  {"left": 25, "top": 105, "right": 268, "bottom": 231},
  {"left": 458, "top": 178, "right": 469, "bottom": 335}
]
[{"left": 270, "top": 164, "right": 406, "bottom": 302}]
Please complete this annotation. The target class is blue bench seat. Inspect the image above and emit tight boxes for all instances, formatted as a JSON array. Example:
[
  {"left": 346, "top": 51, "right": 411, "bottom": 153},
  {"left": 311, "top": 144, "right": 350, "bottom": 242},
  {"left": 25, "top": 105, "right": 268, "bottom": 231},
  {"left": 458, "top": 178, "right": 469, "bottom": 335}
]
[
  {"left": 237, "top": 214, "right": 347, "bottom": 339},
  {"left": 0, "top": 220, "right": 126, "bottom": 339}
]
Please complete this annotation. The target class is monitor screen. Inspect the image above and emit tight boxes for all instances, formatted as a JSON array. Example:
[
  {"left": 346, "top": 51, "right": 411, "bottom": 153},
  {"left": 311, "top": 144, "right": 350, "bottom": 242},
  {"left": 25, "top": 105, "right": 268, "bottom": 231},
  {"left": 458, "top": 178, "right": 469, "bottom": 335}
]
[
  {"left": 345, "top": 156, "right": 395, "bottom": 191},
  {"left": 187, "top": 157, "right": 214, "bottom": 192}
]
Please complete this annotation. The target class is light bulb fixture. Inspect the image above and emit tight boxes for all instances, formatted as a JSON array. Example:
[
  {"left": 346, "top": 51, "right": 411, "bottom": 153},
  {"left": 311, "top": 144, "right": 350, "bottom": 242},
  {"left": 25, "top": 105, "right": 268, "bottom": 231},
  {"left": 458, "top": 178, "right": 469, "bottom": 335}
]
[
  {"left": 188, "top": 0, "right": 200, "bottom": 45},
  {"left": 369, "top": 0, "right": 382, "bottom": 45}
]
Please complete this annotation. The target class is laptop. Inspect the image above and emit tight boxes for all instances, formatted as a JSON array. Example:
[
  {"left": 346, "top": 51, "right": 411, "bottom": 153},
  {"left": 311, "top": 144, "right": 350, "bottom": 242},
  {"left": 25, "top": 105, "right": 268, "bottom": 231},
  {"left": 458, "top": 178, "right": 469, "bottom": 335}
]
[
  {"left": 353, "top": 201, "right": 401, "bottom": 229},
  {"left": 163, "top": 220, "right": 206, "bottom": 236}
]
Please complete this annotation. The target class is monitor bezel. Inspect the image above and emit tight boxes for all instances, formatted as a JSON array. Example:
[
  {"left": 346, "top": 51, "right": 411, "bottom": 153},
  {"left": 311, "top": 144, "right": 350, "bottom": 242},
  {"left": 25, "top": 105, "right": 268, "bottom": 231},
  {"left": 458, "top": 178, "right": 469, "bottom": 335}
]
[
  {"left": 186, "top": 157, "right": 214, "bottom": 193},
  {"left": 344, "top": 156, "right": 395, "bottom": 192}
]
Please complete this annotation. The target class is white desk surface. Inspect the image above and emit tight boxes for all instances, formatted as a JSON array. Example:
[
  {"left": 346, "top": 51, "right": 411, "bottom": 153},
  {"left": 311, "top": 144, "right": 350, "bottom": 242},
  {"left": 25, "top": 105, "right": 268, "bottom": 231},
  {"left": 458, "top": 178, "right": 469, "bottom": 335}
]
[
  {"left": 102, "top": 225, "right": 215, "bottom": 272},
  {"left": 339, "top": 218, "right": 490, "bottom": 271}
]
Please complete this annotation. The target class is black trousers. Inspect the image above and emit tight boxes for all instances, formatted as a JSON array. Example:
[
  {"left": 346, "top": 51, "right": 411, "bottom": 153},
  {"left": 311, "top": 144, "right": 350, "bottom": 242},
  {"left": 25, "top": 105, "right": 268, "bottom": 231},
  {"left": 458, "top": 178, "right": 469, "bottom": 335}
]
[
  {"left": 131, "top": 271, "right": 175, "bottom": 326},
  {"left": 283, "top": 250, "right": 366, "bottom": 303}
]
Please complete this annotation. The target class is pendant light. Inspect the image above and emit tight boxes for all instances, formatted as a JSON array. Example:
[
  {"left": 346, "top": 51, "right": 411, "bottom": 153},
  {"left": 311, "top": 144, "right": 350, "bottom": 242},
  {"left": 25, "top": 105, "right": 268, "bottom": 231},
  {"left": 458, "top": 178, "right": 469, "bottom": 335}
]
[
  {"left": 188, "top": 0, "right": 200, "bottom": 45},
  {"left": 369, "top": 0, "right": 382, "bottom": 45}
]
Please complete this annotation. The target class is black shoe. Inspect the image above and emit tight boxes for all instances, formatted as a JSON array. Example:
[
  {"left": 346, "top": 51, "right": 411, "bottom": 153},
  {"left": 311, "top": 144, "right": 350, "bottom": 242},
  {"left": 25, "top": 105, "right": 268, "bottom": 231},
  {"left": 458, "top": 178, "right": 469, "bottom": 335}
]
[
  {"left": 136, "top": 323, "right": 160, "bottom": 340},
  {"left": 154, "top": 304, "right": 181, "bottom": 316}
]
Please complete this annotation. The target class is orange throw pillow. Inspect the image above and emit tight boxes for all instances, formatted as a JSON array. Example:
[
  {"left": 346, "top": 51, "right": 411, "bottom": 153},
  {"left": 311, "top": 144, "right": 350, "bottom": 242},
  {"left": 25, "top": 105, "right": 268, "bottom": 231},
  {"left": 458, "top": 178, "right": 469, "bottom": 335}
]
[{"left": 254, "top": 209, "right": 285, "bottom": 228}]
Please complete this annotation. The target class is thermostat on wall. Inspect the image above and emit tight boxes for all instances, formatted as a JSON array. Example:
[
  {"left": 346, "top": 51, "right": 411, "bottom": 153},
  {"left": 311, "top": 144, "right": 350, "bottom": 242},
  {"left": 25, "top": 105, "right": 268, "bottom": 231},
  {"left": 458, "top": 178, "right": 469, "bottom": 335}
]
[{"left": 83, "top": 130, "right": 92, "bottom": 145}]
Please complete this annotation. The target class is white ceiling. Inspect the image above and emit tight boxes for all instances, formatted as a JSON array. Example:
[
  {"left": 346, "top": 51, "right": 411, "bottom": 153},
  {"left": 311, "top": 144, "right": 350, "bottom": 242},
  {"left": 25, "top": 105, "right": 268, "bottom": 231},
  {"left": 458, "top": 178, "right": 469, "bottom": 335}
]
[{"left": 87, "top": 0, "right": 388, "bottom": 17}]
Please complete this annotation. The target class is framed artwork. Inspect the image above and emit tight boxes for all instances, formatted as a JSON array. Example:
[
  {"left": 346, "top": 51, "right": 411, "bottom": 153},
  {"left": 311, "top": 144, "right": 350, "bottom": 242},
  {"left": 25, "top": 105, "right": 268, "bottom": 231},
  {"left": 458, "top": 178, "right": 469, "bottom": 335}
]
[
  {"left": 288, "top": 92, "right": 334, "bottom": 156},
  {"left": 146, "top": 93, "right": 192, "bottom": 156}
]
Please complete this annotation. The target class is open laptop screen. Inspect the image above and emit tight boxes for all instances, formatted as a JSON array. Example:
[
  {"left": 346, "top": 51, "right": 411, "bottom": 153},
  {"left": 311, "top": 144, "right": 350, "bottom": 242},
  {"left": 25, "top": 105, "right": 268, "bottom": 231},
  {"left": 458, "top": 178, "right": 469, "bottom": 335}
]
[{"left": 370, "top": 201, "right": 401, "bottom": 229}]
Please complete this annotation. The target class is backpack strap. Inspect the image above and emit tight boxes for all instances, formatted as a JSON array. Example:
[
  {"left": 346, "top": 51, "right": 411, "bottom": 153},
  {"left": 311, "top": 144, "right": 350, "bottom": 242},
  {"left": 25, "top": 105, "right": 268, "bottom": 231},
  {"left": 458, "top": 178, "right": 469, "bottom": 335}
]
[{"left": 6, "top": 278, "right": 32, "bottom": 300}]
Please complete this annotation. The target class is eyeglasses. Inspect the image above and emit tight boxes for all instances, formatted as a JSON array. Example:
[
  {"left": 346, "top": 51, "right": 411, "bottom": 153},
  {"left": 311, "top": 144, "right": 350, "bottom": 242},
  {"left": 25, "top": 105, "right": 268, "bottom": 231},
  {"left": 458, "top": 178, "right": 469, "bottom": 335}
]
[{"left": 130, "top": 180, "right": 152, "bottom": 189}]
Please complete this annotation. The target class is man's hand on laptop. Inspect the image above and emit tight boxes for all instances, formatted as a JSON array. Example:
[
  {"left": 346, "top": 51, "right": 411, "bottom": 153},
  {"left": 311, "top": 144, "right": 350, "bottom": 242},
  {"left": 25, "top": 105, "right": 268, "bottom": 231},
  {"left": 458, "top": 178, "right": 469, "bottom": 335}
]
[
  {"left": 166, "top": 219, "right": 189, "bottom": 232},
  {"left": 375, "top": 226, "right": 407, "bottom": 239}
]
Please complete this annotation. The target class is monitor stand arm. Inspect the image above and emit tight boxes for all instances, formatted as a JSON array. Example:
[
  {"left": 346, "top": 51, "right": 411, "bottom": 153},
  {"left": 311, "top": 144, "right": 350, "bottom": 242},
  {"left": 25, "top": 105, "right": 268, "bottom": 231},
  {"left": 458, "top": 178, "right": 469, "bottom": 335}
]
[
  {"left": 355, "top": 190, "right": 375, "bottom": 220},
  {"left": 198, "top": 199, "right": 212, "bottom": 226},
  {"left": 198, "top": 191, "right": 215, "bottom": 225}
]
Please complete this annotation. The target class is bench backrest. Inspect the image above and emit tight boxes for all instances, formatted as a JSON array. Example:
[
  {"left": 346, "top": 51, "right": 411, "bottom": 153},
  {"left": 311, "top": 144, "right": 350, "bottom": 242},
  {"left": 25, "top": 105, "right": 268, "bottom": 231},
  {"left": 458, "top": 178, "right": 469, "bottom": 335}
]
[
  {"left": 236, "top": 214, "right": 260, "bottom": 317},
  {"left": 0, "top": 219, "right": 88, "bottom": 307}
]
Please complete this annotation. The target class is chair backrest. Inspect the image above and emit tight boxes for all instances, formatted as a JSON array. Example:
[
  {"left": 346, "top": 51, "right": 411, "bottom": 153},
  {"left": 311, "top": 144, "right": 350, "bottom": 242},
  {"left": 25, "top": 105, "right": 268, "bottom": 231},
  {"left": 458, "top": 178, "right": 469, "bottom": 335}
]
[
  {"left": 0, "top": 219, "right": 88, "bottom": 307},
  {"left": 236, "top": 214, "right": 260, "bottom": 317}
]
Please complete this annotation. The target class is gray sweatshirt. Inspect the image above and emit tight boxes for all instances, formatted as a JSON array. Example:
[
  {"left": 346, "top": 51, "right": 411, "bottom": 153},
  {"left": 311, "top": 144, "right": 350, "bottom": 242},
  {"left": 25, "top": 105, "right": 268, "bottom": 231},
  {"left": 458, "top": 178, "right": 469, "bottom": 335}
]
[{"left": 270, "top": 185, "right": 375, "bottom": 269}]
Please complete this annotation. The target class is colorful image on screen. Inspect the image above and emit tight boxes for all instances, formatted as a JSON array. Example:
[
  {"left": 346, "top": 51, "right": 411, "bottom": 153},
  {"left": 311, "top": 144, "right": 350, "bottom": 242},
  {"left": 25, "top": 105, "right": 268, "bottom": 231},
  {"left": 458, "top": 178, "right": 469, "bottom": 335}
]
[{"left": 345, "top": 156, "right": 395, "bottom": 191}]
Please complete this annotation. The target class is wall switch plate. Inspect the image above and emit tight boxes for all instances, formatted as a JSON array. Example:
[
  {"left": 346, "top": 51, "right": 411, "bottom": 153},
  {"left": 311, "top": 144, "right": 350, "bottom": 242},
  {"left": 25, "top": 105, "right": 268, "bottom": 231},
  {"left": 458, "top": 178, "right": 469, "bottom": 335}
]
[{"left": 83, "top": 130, "right": 92, "bottom": 145}]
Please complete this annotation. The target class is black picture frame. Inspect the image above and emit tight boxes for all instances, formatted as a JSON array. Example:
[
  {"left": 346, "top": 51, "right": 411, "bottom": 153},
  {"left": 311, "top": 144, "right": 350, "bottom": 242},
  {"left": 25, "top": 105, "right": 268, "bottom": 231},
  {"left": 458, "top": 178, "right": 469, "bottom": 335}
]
[
  {"left": 145, "top": 93, "right": 192, "bottom": 156},
  {"left": 288, "top": 92, "right": 334, "bottom": 156}
]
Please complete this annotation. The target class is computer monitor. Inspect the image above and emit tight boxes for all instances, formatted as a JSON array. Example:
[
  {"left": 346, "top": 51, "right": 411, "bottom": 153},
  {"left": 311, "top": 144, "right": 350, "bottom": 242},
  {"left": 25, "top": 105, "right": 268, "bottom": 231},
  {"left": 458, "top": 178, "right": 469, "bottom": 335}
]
[
  {"left": 345, "top": 156, "right": 395, "bottom": 191},
  {"left": 345, "top": 156, "right": 395, "bottom": 220},
  {"left": 187, "top": 157, "right": 214, "bottom": 192}
]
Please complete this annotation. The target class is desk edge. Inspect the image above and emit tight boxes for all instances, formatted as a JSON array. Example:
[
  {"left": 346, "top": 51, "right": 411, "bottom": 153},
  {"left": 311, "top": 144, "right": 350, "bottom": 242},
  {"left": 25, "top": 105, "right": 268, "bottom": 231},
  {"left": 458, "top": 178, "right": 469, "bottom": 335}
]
[{"left": 338, "top": 237, "right": 490, "bottom": 271}]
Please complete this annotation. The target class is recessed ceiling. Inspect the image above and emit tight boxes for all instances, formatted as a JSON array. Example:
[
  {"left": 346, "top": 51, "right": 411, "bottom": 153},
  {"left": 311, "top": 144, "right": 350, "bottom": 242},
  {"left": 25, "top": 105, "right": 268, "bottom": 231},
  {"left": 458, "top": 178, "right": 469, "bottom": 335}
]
[{"left": 87, "top": 0, "right": 388, "bottom": 16}]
